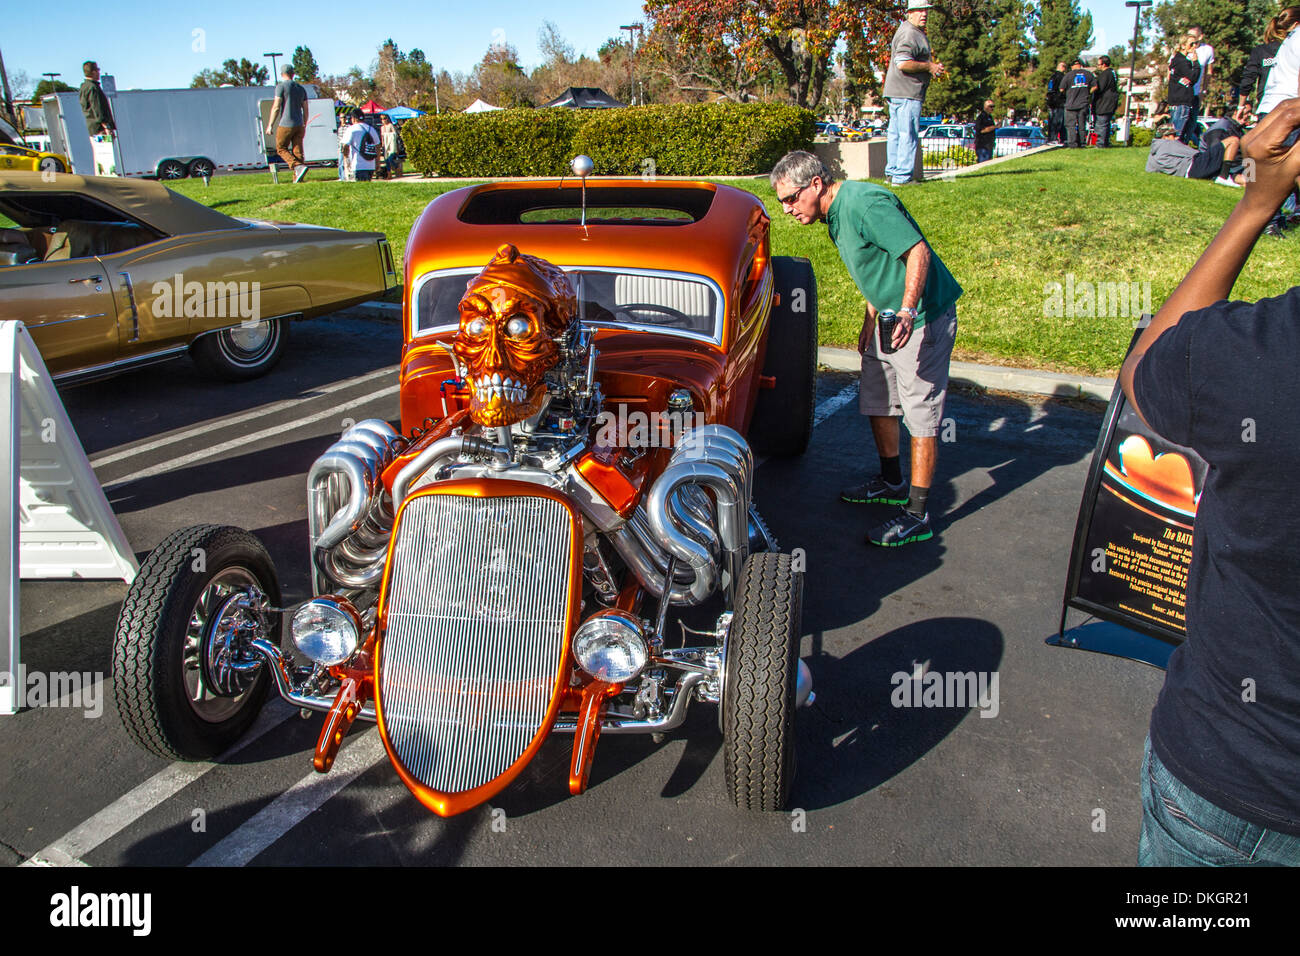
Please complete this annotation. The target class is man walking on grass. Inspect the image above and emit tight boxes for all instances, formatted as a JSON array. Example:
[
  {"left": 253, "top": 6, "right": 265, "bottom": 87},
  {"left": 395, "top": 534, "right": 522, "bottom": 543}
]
[
  {"left": 266, "top": 65, "right": 310, "bottom": 183},
  {"left": 770, "top": 151, "right": 963, "bottom": 546}
]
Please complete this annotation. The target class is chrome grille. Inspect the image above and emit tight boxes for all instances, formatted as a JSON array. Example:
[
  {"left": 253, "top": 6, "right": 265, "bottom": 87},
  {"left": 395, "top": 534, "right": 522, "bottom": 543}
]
[{"left": 379, "top": 492, "right": 573, "bottom": 794}]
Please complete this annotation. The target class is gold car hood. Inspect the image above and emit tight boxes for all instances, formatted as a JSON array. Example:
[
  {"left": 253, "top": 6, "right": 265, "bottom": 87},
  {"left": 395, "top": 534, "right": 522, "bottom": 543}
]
[{"left": 0, "top": 170, "right": 241, "bottom": 237}]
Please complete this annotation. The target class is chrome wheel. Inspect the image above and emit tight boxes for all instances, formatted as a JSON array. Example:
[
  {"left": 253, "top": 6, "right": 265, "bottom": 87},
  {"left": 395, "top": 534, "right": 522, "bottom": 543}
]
[{"left": 182, "top": 567, "right": 265, "bottom": 723}]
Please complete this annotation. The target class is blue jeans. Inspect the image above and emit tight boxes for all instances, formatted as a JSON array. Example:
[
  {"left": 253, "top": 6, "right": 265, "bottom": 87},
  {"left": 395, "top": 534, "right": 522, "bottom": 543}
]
[
  {"left": 886, "top": 97, "right": 921, "bottom": 183},
  {"left": 1170, "top": 104, "right": 1194, "bottom": 144},
  {"left": 976, "top": 146, "right": 992, "bottom": 163},
  {"left": 1139, "top": 736, "right": 1300, "bottom": 866}
]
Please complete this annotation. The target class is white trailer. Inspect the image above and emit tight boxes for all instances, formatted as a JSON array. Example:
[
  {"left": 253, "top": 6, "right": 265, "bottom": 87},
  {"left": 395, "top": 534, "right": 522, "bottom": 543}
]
[{"left": 42, "top": 81, "right": 337, "bottom": 180}]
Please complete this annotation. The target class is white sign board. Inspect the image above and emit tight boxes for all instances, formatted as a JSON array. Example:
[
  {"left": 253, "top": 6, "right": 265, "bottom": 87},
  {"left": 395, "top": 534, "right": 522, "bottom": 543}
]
[{"left": 0, "top": 322, "right": 137, "bottom": 714}]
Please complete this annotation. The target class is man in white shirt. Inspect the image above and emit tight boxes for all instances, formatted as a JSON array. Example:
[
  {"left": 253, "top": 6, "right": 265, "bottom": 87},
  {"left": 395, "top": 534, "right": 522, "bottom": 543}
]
[
  {"left": 340, "top": 109, "right": 380, "bottom": 182},
  {"left": 1189, "top": 26, "right": 1215, "bottom": 130}
]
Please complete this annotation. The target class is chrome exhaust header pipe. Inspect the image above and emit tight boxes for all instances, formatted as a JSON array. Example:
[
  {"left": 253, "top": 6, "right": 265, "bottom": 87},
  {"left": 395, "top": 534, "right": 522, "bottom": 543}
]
[{"left": 307, "top": 419, "right": 402, "bottom": 595}]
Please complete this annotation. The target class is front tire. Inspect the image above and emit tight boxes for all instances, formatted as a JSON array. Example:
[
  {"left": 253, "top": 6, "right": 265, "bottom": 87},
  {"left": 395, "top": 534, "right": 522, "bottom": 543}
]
[
  {"left": 723, "top": 552, "right": 803, "bottom": 811},
  {"left": 157, "top": 159, "right": 188, "bottom": 180},
  {"left": 748, "top": 256, "right": 817, "bottom": 457},
  {"left": 113, "top": 525, "right": 280, "bottom": 761},
  {"left": 191, "top": 316, "right": 289, "bottom": 381}
]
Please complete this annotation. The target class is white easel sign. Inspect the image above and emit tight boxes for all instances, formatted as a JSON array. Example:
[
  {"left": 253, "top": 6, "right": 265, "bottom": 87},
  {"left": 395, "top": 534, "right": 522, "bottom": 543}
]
[{"left": 1, "top": 322, "right": 138, "bottom": 714}]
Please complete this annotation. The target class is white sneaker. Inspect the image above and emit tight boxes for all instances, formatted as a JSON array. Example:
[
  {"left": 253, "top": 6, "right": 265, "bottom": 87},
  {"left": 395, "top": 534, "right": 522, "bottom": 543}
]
[
  {"left": 1213, "top": 175, "right": 1242, "bottom": 188},
  {"left": 293, "top": 164, "right": 309, "bottom": 183}
]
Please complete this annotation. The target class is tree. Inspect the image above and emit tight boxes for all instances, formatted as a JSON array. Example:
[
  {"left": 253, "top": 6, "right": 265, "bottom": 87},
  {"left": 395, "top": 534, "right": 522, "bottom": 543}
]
[
  {"left": 1151, "top": 0, "right": 1277, "bottom": 114},
  {"left": 31, "top": 78, "right": 75, "bottom": 101},
  {"left": 191, "top": 68, "right": 230, "bottom": 88},
  {"left": 644, "top": 0, "right": 897, "bottom": 109},
  {"left": 1030, "top": 0, "right": 1093, "bottom": 105},
  {"left": 221, "top": 58, "right": 269, "bottom": 86},
  {"left": 472, "top": 42, "right": 535, "bottom": 108},
  {"left": 291, "top": 46, "right": 320, "bottom": 83}
]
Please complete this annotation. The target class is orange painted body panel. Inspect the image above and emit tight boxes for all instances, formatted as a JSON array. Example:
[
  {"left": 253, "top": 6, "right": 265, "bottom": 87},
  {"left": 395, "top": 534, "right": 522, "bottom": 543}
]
[
  {"left": 398, "top": 179, "right": 773, "bottom": 437},
  {"left": 371, "top": 478, "right": 584, "bottom": 817}
]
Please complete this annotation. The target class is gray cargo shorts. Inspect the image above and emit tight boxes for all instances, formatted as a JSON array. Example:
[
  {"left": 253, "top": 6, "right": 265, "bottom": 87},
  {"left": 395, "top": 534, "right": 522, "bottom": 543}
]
[{"left": 859, "top": 303, "right": 957, "bottom": 438}]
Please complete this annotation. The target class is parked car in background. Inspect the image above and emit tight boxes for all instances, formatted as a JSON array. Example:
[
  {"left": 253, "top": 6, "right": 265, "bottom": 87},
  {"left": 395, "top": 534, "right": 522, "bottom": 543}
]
[
  {"left": 0, "top": 171, "right": 398, "bottom": 382},
  {"left": 921, "top": 124, "right": 977, "bottom": 152},
  {"left": 993, "top": 126, "right": 1048, "bottom": 157},
  {"left": 0, "top": 141, "right": 69, "bottom": 174}
]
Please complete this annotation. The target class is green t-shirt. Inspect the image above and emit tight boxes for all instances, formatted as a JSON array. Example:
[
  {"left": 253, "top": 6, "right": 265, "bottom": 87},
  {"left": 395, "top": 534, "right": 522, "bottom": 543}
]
[{"left": 825, "top": 180, "right": 962, "bottom": 329}]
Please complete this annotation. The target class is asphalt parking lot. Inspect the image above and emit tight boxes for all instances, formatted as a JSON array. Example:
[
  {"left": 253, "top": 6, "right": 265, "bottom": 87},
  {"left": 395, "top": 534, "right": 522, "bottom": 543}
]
[{"left": 0, "top": 311, "right": 1165, "bottom": 866}]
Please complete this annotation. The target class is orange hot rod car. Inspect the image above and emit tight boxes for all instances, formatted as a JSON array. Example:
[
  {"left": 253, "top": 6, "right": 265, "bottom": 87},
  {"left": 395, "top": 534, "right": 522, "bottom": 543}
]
[{"left": 112, "top": 160, "right": 819, "bottom": 814}]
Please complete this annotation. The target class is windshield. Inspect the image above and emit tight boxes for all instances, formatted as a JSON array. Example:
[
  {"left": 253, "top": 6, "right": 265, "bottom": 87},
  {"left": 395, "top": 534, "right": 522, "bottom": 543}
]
[{"left": 414, "top": 267, "right": 722, "bottom": 342}]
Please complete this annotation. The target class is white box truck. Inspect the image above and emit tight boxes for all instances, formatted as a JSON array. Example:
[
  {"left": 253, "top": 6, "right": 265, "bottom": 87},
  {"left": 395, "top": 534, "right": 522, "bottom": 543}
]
[{"left": 42, "top": 81, "right": 338, "bottom": 180}]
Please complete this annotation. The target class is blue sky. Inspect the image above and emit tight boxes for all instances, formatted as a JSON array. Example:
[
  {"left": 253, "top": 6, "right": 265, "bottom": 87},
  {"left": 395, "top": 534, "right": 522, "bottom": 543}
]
[{"left": 6, "top": 1, "right": 1130, "bottom": 93}]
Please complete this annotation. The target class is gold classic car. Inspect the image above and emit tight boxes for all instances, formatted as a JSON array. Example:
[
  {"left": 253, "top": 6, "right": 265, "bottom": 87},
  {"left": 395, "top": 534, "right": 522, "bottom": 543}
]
[{"left": 0, "top": 171, "right": 398, "bottom": 382}]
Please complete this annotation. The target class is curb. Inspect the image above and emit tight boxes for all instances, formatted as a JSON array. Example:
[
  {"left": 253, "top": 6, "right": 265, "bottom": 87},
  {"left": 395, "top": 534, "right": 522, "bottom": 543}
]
[
  {"left": 818, "top": 346, "right": 1114, "bottom": 403},
  {"left": 333, "top": 302, "right": 1116, "bottom": 404}
]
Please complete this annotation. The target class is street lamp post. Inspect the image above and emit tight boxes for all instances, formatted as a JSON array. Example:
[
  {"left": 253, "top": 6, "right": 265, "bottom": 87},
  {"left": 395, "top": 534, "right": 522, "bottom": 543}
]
[
  {"left": 264, "top": 52, "right": 284, "bottom": 82},
  {"left": 620, "top": 24, "right": 642, "bottom": 105},
  {"left": 1122, "top": 1, "right": 1153, "bottom": 144}
]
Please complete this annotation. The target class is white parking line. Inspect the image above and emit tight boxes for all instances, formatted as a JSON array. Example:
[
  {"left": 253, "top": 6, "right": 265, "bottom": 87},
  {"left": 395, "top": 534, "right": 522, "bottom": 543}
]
[
  {"left": 814, "top": 382, "right": 859, "bottom": 427},
  {"left": 22, "top": 701, "right": 297, "bottom": 867},
  {"left": 90, "top": 365, "right": 400, "bottom": 470},
  {"left": 103, "top": 384, "right": 401, "bottom": 490},
  {"left": 189, "top": 730, "right": 386, "bottom": 867}
]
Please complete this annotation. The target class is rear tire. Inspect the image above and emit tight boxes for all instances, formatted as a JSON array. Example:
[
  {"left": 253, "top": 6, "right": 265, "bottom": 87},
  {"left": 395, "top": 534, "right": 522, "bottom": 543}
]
[
  {"left": 113, "top": 525, "right": 280, "bottom": 761},
  {"left": 748, "top": 256, "right": 817, "bottom": 457},
  {"left": 723, "top": 552, "right": 803, "bottom": 811},
  {"left": 191, "top": 316, "right": 289, "bottom": 381},
  {"left": 189, "top": 157, "right": 216, "bottom": 179}
]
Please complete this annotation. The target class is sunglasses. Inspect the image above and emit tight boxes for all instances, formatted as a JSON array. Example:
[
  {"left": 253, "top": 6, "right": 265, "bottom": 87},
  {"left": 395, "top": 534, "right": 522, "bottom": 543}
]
[{"left": 778, "top": 183, "right": 811, "bottom": 205}]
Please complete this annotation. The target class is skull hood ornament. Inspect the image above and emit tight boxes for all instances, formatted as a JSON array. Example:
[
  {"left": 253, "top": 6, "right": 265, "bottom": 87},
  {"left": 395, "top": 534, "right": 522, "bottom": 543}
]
[{"left": 453, "top": 243, "right": 578, "bottom": 427}]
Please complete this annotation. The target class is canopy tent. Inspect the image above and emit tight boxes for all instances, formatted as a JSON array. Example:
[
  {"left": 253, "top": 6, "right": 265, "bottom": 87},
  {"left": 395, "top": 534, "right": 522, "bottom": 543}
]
[
  {"left": 359, "top": 99, "right": 385, "bottom": 113},
  {"left": 543, "top": 87, "right": 626, "bottom": 109},
  {"left": 463, "top": 99, "right": 501, "bottom": 113},
  {"left": 383, "top": 106, "right": 425, "bottom": 120}
]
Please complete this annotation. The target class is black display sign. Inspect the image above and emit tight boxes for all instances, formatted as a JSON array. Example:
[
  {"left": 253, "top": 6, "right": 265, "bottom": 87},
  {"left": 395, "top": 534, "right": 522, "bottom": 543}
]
[{"left": 1057, "top": 330, "right": 1209, "bottom": 654}]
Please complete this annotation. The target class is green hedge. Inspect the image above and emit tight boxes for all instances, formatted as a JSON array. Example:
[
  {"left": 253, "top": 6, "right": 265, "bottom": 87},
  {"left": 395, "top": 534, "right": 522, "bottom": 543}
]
[
  {"left": 1129, "top": 127, "right": 1154, "bottom": 148},
  {"left": 401, "top": 103, "right": 815, "bottom": 178}
]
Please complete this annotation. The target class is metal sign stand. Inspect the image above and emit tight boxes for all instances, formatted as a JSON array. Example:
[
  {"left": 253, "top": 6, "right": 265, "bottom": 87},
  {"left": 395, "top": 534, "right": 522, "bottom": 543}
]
[{"left": 0, "top": 323, "right": 138, "bottom": 714}]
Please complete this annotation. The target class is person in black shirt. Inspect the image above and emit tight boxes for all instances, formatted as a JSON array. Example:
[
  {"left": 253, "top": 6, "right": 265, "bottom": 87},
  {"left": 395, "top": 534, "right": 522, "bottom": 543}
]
[
  {"left": 975, "top": 99, "right": 995, "bottom": 162},
  {"left": 1122, "top": 100, "right": 1300, "bottom": 866},
  {"left": 1168, "top": 37, "right": 1201, "bottom": 144},
  {"left": 1046, "top": 61, "right": 1067, "bottom": 143},
  {"left": 1091, "top": 55, "right": 1119, "bottom": 148},
  {"left": 78, "top": 61, "right": 115, "bottom": 137},
  {"left": 1063, "top": 58, "right": 1094, "bottom": 148}
]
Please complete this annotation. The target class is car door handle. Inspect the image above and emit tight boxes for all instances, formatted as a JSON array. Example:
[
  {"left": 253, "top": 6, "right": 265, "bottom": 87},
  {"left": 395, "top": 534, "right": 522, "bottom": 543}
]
[{"left": 69, "top": 275, "right": 104, "bottom": 284}]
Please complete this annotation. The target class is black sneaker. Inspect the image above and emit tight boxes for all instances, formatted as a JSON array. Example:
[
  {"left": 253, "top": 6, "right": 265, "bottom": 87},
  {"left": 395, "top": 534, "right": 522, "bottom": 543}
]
[
  {"left": 866, "top": 509, "right": 933, "bottom": 547},
  {"left": 841, "top": 475, "right": 908, "bottom": 506},
  {"left": 1265, "top": 223, "right": 1287, "bottom": 240}
]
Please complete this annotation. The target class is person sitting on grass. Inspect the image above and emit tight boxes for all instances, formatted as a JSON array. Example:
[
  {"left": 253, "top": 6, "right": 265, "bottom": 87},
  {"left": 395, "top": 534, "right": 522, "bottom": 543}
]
[{"left": 1146, "top": 119, "right": 1248, "bottom": 186}]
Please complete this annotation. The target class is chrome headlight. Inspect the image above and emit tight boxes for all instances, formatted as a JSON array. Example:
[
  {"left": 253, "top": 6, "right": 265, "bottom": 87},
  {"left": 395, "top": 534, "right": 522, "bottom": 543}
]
[
  {"left": 573, "top": 610, "right": 648, "bottom": 683},
  {"left": 291, "top": 596, "right": 361, "bottom": 666}
]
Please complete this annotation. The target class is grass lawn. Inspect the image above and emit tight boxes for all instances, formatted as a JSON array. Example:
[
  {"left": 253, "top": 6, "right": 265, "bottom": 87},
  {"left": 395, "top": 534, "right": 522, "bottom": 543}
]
[{"left": 171, "top": 149, "right": 1293, "bottom": 376}]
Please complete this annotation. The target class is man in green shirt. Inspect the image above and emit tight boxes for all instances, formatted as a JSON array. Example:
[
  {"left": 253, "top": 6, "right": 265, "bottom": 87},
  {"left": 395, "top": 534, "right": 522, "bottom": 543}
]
[{"left": 770, "top": 150, "right": 962, "bottom": 545}]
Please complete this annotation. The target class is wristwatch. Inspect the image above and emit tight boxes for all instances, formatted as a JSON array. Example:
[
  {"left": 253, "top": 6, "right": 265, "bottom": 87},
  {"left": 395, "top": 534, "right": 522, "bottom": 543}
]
[{"left": 897, "top": 307, "right": 917, "bottom": 321}]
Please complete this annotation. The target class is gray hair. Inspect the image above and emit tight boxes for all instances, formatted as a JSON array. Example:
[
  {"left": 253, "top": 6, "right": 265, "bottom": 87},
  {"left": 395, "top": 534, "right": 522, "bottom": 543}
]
[{"left": 770, "top": 150, "right": 833, "bottom": 190}]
